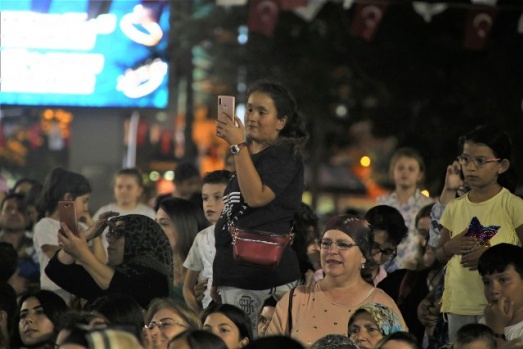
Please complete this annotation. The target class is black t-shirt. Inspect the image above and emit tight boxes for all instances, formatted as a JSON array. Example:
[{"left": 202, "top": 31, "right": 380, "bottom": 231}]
[{"left": 213, "top": 144, "right": 303, "bottom": 290}]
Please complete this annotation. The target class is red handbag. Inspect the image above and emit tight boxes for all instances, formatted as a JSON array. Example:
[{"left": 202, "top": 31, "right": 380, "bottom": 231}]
[{"left": 229, "top": 225, "right": 293, "bottom": 268}]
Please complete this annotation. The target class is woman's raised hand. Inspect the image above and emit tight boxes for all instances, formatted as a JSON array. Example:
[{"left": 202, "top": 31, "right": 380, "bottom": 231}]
[
  {"left": 216, "top": 114, "right": 245, "bottom": 145},
  {"left": 84, "top": 211, "right": 120, "bottom": 241},
  {"left": 57, "top": 222, "right": 90, "bottom": 262}
]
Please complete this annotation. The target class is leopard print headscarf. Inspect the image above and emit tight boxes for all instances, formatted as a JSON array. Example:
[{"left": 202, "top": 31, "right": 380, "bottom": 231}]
[{"left": 113, "top": 214, "right": 173, "bottom": 290}]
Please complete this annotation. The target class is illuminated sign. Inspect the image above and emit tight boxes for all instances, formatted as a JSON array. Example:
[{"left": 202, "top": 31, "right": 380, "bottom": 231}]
[{"left": 0, "top": 0, "right": 169, "bottom": 108}]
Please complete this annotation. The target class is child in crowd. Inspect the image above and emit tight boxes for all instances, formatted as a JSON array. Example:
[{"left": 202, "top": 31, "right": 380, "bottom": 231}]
[
  {"left": 33, "top": 167, "right": 96, "bottom": 304},
  {"left": 94, "top": 168, "right": 155, "bottom": 220},
  {"left": 94, "top": 168, "right": 155, "bottom": 252},
  {"left": 453, "top": 324, "right": 497, "bottom": 349},
  {"left": 377, "top": 147, "right": 434, "bottom": 270},
  {"left": 435, "top": 125, "right": 523, "bottom": 343},
  {"left": 183, "top": 170, "right": 231, "bottom": 313},
  {"left": 478, "top": 243, "right": 523, "bottom": 343}
]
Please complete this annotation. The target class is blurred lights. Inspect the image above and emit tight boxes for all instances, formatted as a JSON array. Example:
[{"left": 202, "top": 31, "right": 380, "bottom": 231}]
[
  {"left": 149, "top": 171, "right": 160, "bottom": 181},
  {"left": 421, "top": 189, "right": 430, "bottom": 197},
  {"left": 360, "top": 156, "right": 371, "bottom": 167},
  {"left": 164, "top": 171, "right": 174, "bottom": 181},
  {"left": 335, "top": 104, "right": 348, "bottom": 118},
  {"left": 238, "top": 25, "right": 248, "bottom": 44}
]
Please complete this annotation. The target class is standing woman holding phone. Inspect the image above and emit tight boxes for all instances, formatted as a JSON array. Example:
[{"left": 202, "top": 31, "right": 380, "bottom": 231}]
[{"left": 213, "top": 80, "right": 308, "bottom": 335}]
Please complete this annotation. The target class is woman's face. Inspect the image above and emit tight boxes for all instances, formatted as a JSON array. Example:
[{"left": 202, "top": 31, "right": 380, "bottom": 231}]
[
  {"left": 18, "top": 297, "right": 55, "bottom": 347},
  {"left": 146, "top": 308, "right": 189, "bottom": 349},
  {"left": 349, "top": 311, "right": 383, "bottom": 349},
  {"left": 114, "top": 175, "right": 143, "bottom": 207},
  {"left": 107, "top": 220, "right": 126, "bottom": 267},
  {"left": 320, "top": 229, "right": 365, "bottom": 279},
  {"left": 156, "top": 208, "right": 177, "bottom": 248},
  {"left": 244, "top": 91, "right": 286, "bottom": 144},
  {"left": 203, "top": 313, "right": 247, "bottom": 349}
]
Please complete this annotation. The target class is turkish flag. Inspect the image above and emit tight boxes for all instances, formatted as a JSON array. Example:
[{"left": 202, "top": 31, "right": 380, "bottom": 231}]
[
  {"left": 350, "top": 3, "right": 388, "bottom": 42},
  {"left": 463, "top": 7, "right": 498, "bottom": 50},
  {"left": 248, "top": 0, "right": 281, "bottom": 37},
  {"left": 280, "top": 0, "right": 307, "bottom": 10}
]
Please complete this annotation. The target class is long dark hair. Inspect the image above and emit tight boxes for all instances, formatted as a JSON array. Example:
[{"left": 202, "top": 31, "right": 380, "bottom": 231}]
[
  {"left": 38, "top": 167, "right": 91, "bottom": 217},
  {"left": 202, "top": 304, "right": 253, "bottom": 345},
  {"left": 458, "top": 125, "right": 517, "bottom": 193},
  {"left": 247, "top": 80, "right": 309, "bottom": 155},
  {"left": 169, "top": 330, "right": 228, "bottom": 349},
  {"left": 11, "top": 290, "right": 68, "bottom": 348}
]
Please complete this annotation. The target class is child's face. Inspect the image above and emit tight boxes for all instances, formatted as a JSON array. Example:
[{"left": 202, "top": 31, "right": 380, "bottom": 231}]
[
  {"left": 460, "top": 142, "right": 505, "bottom": 190},
  {"left": 482, "top": 265, "right": 523, "bottom": 312},
  {"left": 114, "top": 175, "right": 143, "bottom": 207},
  {"left": 201, "top": 183, "right": 226, "bottom": 224},
  {"left": 391, "top": 156, "right": 423, "bottom": 190}
]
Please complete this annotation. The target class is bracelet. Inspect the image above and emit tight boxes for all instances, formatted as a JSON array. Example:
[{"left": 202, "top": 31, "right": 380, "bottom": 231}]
[{"left": 493, "top": 333, "right": 506, "bottom": 341}]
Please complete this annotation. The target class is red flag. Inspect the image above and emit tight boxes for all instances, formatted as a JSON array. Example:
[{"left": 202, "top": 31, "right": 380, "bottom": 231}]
[
  {"left": 280, "top": 0, "right": 307, "bottom": 10},
  {"left": 463, "top": 7, "right": 498, "bottom": 50},
  {"left": 248, "top": 0, "right": 281, "bottom": 37},
  {"left": 350, "top": 3, "right": 388, "bottom": 42}
]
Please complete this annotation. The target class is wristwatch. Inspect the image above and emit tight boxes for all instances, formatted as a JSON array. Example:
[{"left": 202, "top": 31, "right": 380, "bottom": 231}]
[{"left": 230, "top": 142, "right": 247, "bottom": 155}]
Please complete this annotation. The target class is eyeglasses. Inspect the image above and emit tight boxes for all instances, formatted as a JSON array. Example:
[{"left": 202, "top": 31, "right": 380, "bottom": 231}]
[
  {"left": 371, "top": 244, "right": 397, "bottom": 262},
  {"left": 106, "top": 227, "right": 125, "bottom": 242},
  {"left": 318, "top": 239, "right": 357, "bottom": 251},
  {"left": 456, "top": 155, "right": 500, "bottom": 168},
  {"left": 144, "top": 319, "right": 187, "bottom": 331}
]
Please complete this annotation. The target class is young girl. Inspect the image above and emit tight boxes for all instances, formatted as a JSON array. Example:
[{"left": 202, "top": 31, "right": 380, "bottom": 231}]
[
  {"left": 377, "top": 147, "right": 434, "bottom": 270},
  {"left": 435, "top": 125, "right": 523, "bottom": 343},
  {"left": 33, "top": 167, "right": 95, "bottom": 304},
  {"left": 94, "top": 167, "right": 155, "bottom": 220},
  {"left": 202, "top": 304, "right": 253, "bottom": 349},
  {"left": 94, "top": 168, "right": 155, "bottom": 251}
]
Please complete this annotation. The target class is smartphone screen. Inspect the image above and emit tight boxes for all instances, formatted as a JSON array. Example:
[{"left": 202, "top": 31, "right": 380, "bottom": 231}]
[
  {"left": 218, "top": 95, "right": 235, "bottom": 124},
  {"left": 58, "top": 200, "right": 79, "bottom": 236}
]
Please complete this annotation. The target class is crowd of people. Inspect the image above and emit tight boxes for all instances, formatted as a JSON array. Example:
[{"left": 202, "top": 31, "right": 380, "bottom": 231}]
[{"left": 1, "top": 80, "right": 522, "bottom": 349}]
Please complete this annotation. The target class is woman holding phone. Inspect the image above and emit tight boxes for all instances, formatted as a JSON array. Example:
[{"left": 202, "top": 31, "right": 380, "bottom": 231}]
[
  {"left": 45, "top": 214, "right": 173, "bottom": 309},
  {"left": 213, "top": 80, "right": 308, "bottom": 335}
]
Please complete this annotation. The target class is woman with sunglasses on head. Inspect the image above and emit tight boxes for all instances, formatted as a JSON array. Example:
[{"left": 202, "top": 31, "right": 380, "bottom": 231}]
[
  {"left": 45, "top": 214, "right": 173, "bottom": 309},
  {"left": 267, "top": 215, "right": 407, "bottom": 347},
  {"left": 144, "top": 298, "right": 201, "bottom": 349},
  {"left": 435, "top": 125, "right": 523, "bottom": 343}
]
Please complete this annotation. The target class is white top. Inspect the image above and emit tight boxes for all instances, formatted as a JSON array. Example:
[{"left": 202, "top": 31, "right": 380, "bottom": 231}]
[
  {"left": 93, "top": 202, "right": 156, "bottom": 251},
  {"left": 183, "top": 225, "right": 216, "bottom": 309},
  {"left": 33, "top": 217, "right": 78, "bottom": 303}
]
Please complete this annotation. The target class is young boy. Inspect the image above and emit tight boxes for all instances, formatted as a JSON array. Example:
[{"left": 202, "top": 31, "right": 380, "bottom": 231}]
[
  {"left": 454, "top": 324, "right": 497, "bottom": 349},
  {"left": 478, "top": 243, "right": 523, "bottom": 344},
  {"left": 183, "top": 170, "right": 231, "bottom": 313}
]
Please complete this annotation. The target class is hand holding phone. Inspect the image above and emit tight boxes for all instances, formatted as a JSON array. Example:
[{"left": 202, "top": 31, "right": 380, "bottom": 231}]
[
  {"left": 59, "top": 200, "right": 80, "bottom": 236},
  {"left": 217, "top": 95, "right": 235, "bottom": 124}
]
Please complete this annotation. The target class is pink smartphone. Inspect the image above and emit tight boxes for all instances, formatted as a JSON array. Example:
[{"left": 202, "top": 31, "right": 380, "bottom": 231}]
[
  {"left": 58, "top": 200, "right": 79, "bottom": 236},
  {"left": 218, "top": 95, "right": 235, "bottom": 124}
]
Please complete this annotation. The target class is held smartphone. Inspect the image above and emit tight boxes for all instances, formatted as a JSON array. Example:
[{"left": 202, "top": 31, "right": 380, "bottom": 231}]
[
  {"left": 217, "top": 95, "right": 235, "bottom": 124},
  {"left": 58, "top": 200, "right": 79, "bottom": 236}
]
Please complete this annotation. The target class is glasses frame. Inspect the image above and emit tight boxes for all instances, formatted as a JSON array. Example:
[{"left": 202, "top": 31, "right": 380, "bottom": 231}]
[
  {"left": 318, "top": 239, "right": 357, "bottom": 252},
  {"left": 144, "top": 318, "right": 187, "bottom": 331},
  {"left": 456, "top": 155, "right": 501, "bottom": 168},
  {"left": 370, "top": 245, "right": 397, "bottom": 262}
]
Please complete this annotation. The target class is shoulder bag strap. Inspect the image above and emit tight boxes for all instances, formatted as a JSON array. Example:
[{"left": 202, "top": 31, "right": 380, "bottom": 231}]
[{"left": 287, "top": 287, "right": 296, "bottom": 335}]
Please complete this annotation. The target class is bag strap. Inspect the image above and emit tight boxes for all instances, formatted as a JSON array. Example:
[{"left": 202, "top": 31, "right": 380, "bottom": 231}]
[{"left": 287, "top": 287, "right": 296, "bottom": 335}]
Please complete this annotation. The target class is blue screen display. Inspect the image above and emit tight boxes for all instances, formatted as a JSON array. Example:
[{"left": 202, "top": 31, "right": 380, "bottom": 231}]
[{"left": 0, "top": 0, "right": 169, "bottom": 108}]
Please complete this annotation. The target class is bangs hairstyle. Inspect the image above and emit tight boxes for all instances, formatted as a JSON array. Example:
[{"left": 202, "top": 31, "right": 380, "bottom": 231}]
[
  {"left": 364, "top": 205, "right": 408, "bottom": 246},
  {"left": 458, "top": 124, "right": 517, "bottom": 193},
  {"left": 478, "top": 243, "right": 523, "bottom": 278},
  {"left": 203, "top": 170, "right": 232, "bottom": 186},
  {"left": 323, "top": 215, "right": 373, "bottom": 260}
]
